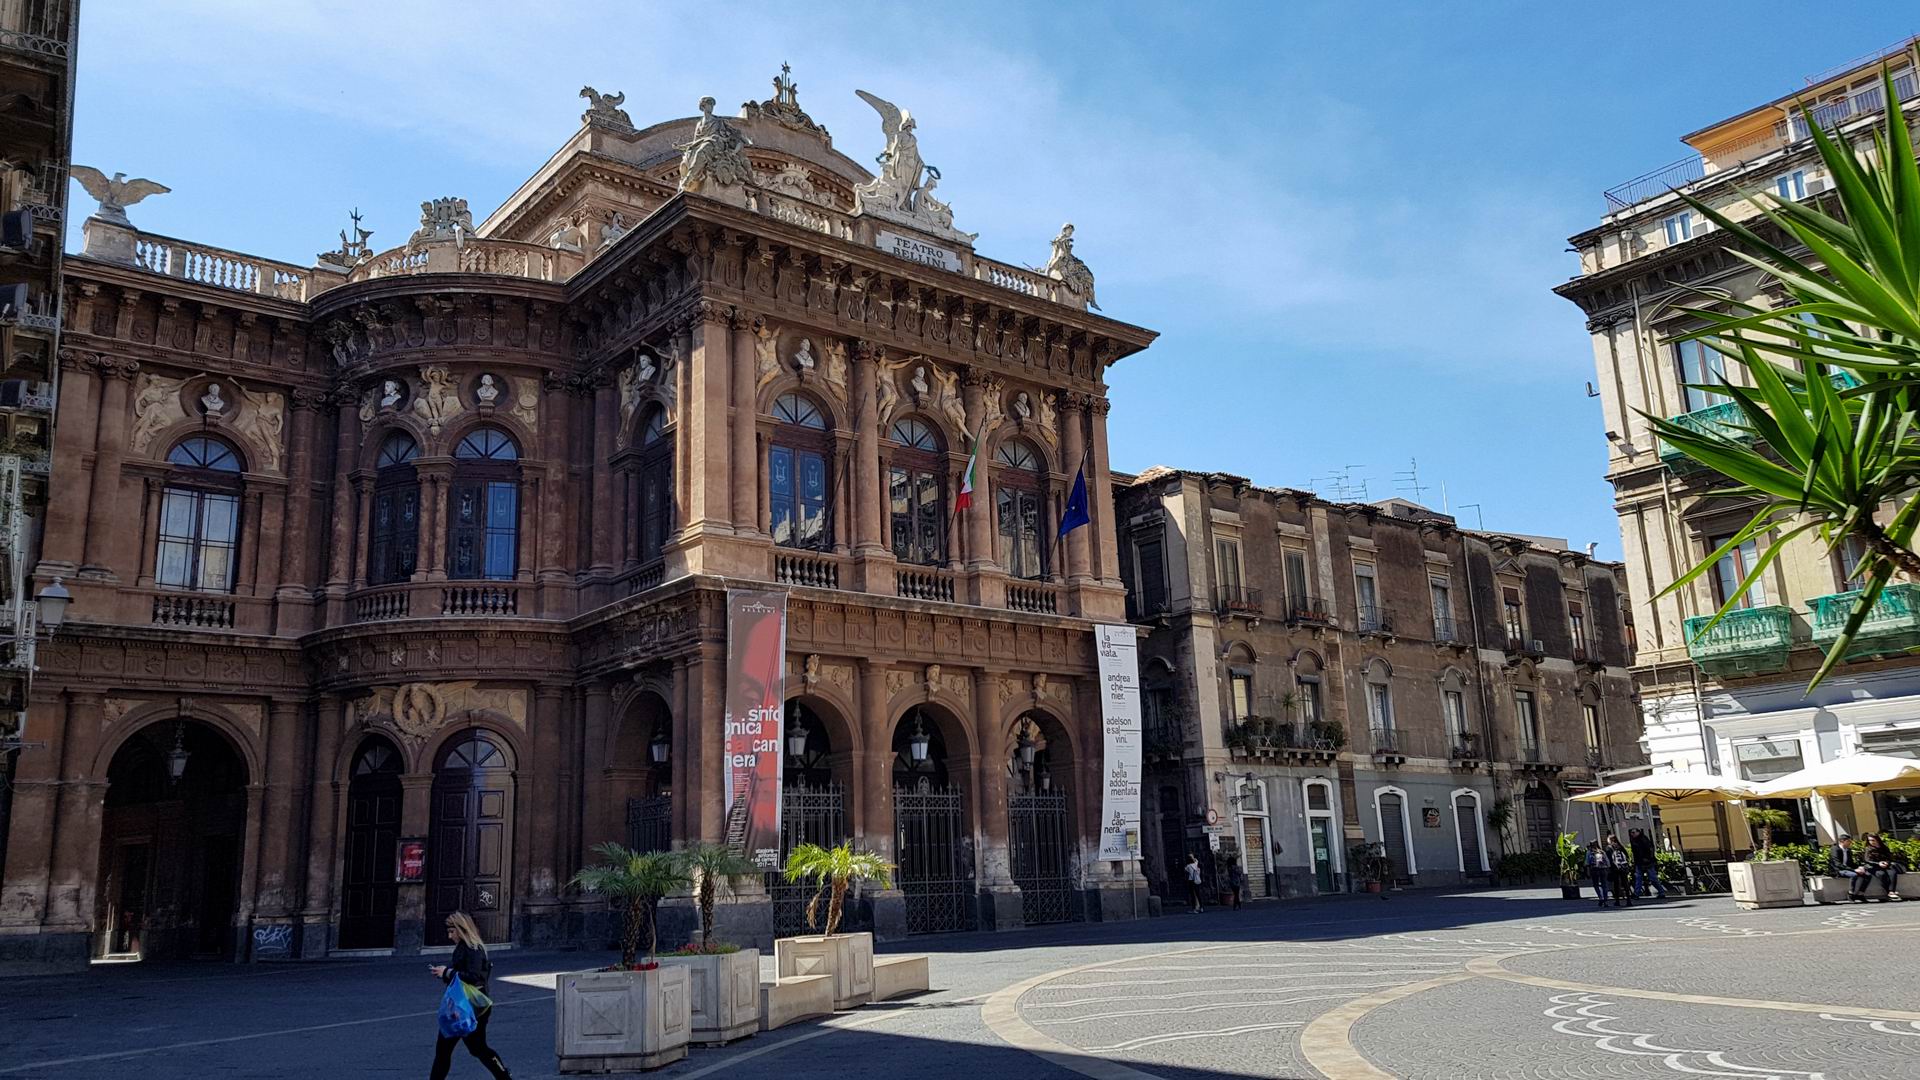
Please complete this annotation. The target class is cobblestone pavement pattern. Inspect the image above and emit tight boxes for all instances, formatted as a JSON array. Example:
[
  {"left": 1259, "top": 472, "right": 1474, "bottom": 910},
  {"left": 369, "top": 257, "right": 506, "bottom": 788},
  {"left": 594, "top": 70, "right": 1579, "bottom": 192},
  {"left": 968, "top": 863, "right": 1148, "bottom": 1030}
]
[{"left": 2, "top": 889, "right": 1917, "bottom": 1079}]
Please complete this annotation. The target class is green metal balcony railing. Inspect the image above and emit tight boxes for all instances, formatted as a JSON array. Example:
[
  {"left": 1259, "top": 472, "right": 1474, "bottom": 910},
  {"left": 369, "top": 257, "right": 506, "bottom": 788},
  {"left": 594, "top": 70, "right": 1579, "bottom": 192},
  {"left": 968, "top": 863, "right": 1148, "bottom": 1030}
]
[
  {"left": 1682, "top": 605, "right": 1795, "bottom": 677},
  {"left": 1809, "top": 583, "right": 1920, "bottom": 659},
  {"left": 1657, "top": 401, "right": 1749, "bottom": 466}
]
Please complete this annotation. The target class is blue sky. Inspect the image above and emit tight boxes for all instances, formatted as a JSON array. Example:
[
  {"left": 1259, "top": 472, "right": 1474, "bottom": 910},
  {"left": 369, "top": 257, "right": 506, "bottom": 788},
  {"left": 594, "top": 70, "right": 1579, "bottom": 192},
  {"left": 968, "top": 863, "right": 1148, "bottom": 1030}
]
[{"left": 63, "top": 2, "right": 1920, "bottom": 559}]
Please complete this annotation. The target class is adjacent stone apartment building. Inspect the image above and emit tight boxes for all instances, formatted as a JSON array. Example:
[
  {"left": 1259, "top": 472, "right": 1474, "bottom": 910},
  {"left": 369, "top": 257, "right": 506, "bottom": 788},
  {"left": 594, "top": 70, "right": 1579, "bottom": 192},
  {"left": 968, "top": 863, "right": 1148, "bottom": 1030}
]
[
  {"left": 1115, "top": 468, "right": 1638, "bottom": 898},
  {"left": 1557, "top": 37, "right": 1920, "bottom": 855}
]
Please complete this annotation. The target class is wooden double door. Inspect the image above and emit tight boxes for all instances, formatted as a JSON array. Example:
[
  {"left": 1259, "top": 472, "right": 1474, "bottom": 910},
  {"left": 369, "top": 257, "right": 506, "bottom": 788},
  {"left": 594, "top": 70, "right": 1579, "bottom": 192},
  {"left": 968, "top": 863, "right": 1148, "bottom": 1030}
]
[
  {"left": 427, "top": 732, "right": 515, "bottom": 945},
  {"left": 339, "top": 740, "right": 403, "bottom": 950}
]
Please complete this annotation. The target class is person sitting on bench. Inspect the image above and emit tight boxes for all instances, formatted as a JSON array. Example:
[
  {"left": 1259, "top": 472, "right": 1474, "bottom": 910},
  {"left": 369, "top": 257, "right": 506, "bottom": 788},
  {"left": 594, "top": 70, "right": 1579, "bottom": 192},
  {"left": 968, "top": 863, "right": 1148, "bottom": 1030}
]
[{"left": 1853, "top": 833, "right": 1902, "bottom": 902}]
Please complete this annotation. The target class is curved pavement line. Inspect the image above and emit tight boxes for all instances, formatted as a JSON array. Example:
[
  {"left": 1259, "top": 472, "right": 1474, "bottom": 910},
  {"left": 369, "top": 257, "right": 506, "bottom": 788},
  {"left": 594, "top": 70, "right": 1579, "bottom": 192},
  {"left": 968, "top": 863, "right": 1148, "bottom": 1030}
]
[
  {"left": 1464, "top": 953, "right": 1920, "bottom": 1022},
  {"left": 1295, "top": 972, "right": 1474, "bottom": 1080}
]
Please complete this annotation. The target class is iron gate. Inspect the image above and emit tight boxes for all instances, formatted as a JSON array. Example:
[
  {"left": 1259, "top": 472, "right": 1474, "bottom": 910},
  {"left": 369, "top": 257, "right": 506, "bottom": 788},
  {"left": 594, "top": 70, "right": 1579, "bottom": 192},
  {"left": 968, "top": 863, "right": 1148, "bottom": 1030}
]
[
  {"left": 895, "top": 783, "right": 974, "bottom": 934},
  {"left": 766, "top": 783, "right": 851, "bottom": 937},
  {"left": 1009, "top": 791, "right": 1078, "bottom": 925},
  {"left": 625, "top": 795, "right": 672, "bottom": 854}
]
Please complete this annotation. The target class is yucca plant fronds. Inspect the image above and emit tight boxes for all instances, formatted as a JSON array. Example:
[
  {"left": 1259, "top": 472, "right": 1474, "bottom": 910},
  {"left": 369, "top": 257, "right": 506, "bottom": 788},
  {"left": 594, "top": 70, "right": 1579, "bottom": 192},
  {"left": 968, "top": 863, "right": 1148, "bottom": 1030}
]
[
  {"left": 781, "top": 841, "right": 893, "bottom": 937},
  {"left": 678, "top": 842, "right": 759, "bottom": 949},
  {"left": 1650, "top": 67, "right": 1920, "bottom": 688},
  {"left": 569, "top": 842, "right": 693, "bottom": 967}
]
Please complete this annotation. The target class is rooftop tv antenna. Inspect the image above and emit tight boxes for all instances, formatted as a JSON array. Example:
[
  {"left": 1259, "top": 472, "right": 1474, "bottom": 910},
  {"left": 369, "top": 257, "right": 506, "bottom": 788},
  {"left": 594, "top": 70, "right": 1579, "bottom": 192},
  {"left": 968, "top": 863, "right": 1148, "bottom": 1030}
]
[
  {"left": 1458, "top": 502, "right": 1486, "bottom": 531},
  {"left": 1393, "top": 457, "right": 1428, "bottom": 503}
]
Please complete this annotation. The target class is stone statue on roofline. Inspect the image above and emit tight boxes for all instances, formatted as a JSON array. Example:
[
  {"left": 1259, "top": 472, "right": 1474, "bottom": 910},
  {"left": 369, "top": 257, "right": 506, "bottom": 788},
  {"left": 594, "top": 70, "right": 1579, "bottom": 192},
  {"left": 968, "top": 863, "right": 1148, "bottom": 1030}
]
[
  {"left": 71, "top": 165, "right": 169, "bottom": 225},
  {"left": 580, "top": 86, "right": 634, "bottom": 131},
  {"left": 850, "top": 91, "right": 976, "bottom": 244},
  {"left": 410, "top": 197, "right": 472, "bottom": 245},
  {"left": 1045, "top": 222, "right": 1099, "bottom": 311},
  {"left": 677, "top": 96, "right": 754, "bottom": 203}
]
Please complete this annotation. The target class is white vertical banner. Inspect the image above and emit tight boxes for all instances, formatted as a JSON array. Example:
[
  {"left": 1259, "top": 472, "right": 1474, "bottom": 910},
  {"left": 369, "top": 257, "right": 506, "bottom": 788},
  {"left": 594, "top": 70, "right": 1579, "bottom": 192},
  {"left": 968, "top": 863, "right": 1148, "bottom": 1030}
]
[{"left": 1095, "top": 624, "right": 1143, "bottom": 860}]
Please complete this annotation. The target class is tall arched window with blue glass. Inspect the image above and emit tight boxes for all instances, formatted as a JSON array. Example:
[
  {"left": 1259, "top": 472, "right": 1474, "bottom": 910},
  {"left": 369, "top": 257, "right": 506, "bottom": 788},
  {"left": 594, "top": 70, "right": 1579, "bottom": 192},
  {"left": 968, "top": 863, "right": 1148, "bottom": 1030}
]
[
  {"left": 368, "top": 433, "right": 420, "bottom": 585},
  {"left": 770, "top": 393, "right": 831, "bottom": 550},
  {"left": 156, "top": 435, "right": 244, "bottom": 592},
  {"left": 448, "top": 426, "right": 519, "bottom": 580}
]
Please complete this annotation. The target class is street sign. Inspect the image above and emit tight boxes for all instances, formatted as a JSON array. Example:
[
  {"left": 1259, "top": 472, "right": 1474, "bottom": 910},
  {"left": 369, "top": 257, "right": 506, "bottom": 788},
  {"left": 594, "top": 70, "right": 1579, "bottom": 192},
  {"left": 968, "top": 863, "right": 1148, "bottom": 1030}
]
[{"left": 1205, "top": 807, "right": 1220, "bottom": 826}]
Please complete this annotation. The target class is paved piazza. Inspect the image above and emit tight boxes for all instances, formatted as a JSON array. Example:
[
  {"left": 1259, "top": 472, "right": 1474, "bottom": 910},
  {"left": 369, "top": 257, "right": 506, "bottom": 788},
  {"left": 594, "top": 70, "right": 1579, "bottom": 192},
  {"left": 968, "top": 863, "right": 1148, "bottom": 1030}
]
[{"left": 3, "top": 889, "right": 1917, "bottom": 1078}]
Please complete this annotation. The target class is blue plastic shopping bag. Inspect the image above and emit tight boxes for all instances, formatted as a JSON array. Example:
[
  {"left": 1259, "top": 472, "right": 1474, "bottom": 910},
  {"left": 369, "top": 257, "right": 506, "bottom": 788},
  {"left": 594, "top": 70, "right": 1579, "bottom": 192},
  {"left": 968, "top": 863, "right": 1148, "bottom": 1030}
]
[{"left": 438, "top": 974, "right": 478, "bottom": 1038}]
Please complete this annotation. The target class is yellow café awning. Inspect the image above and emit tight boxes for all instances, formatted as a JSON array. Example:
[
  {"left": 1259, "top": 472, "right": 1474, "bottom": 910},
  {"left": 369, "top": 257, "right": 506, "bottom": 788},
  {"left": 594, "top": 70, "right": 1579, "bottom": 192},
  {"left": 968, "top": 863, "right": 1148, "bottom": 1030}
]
[{"left": 1569, "top": 769, "right": 1757, "bottom": 806}]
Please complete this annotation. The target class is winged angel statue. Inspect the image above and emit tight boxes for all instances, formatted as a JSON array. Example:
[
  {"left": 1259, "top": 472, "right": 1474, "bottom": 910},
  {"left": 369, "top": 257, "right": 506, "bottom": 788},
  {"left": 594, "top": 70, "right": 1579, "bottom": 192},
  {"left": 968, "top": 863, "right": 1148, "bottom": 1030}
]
[
  {"left": 70, "top": 165, "right": 169, "bottom": 225},
  {"left": 853, "top": 90, "right": 964, "bottom": 234}
]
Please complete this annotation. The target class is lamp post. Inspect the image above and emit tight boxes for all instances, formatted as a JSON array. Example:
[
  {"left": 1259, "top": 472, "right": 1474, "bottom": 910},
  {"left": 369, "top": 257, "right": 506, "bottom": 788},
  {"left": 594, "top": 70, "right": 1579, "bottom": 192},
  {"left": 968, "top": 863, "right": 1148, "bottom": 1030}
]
[
  {"left": 908, "top": 714, "right": 930, "bottom": 768},
  {"left": 34, "top": 577, "right": 69, "bottom": 633},
  {"left": 786, "top": 715, "right": 809, "bottom": 760},
  {"left": 648, "top": 729, "right": 670, "bottom": 766}
]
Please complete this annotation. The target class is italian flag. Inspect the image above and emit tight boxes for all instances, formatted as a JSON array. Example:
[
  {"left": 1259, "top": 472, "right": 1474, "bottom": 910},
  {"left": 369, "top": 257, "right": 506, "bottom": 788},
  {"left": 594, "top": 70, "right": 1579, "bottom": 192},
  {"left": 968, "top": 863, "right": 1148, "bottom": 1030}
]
[{"left": 955, "top": 434, "right": 979, "bottom": 512}]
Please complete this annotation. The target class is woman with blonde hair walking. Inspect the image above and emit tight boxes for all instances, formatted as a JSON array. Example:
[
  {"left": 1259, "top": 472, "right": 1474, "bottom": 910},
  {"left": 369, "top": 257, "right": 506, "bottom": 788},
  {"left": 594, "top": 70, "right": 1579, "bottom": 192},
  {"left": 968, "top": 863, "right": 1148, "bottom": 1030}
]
[{"left": 428, "top": 911, "right": 512, "bottom": 1080}]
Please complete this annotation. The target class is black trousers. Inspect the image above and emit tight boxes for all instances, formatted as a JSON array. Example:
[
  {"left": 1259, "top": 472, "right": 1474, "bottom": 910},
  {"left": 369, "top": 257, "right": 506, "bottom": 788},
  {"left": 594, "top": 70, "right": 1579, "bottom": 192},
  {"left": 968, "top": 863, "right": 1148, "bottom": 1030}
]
[
  {"left": 431, "top": 1005, "right": 511, "bottom": 1080},
  {"left": 1853, "top": 866, "right": 1898, "bottom": 897},
  {"left": 1186, "top": 880, "right": 1202, "bottom": 908}
]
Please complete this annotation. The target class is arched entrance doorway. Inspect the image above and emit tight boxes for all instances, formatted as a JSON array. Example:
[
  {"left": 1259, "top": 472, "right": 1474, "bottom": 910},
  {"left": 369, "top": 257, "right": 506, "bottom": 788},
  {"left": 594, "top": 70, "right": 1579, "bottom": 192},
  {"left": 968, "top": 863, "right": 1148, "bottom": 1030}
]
[
  {"left": 96, "top": 719, "right": 248, "bottom": 961},
  {"left": 1522, "top": 782, "right": 1558, "bottom": 852},
  {"left": 615, "top": 692, "right": 673, "bottom": 855},
  {"left": 768, "top": 698, "right": 854, "bottom": 936},
  {"left": 427, "top": 730, "right": 514, "bottom": 945},
  {"left": 1008, "top": 712, "right": 1078, "bottom": 925},
  {"left": 339, "top": 737, "right": 403, "bottom": 950},
  {"left": 891, "top": 705, "right": 973, "bottom": 934}
]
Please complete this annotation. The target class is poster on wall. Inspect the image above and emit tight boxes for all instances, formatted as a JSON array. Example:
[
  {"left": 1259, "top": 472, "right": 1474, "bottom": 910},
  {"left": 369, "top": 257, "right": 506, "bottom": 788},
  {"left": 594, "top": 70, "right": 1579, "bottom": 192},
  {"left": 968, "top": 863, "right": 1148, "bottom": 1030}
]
[
  {"left": 1094, "top": 623, "right": 1143, "bottom": 861},
  {"left": 724, "top": 590, "right": 788, "bottom": 869},
  {"left": 396, "top": 838, "right": 427, "bottom": 883}
]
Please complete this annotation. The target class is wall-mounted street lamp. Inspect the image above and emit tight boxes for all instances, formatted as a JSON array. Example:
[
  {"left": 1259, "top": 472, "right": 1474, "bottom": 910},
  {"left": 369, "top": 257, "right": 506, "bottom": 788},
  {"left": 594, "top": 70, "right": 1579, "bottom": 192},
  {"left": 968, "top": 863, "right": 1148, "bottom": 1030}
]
[
  {"left": 1016, "top": 723, "right": 1038, "bottom": 768},
  {"left": 648, "top": 729, "right": 670, "bottom": 765},
  {"left": 908, "top": 714, "right": 930, "bottom": 766},
  {"left": 786, "top": 715, "right": 810, "bottom": 760},
  {"left": 35, "top": 577, "right": 69, "bottom": 633}
]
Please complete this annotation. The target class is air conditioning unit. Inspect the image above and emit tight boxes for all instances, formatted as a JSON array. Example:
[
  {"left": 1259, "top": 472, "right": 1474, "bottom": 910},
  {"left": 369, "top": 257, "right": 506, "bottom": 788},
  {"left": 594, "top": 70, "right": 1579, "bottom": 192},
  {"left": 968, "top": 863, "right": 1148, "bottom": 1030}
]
[
  {"left": 1807, "top": 177, "right": 1831, "bottom": 195},
  {"left": 0, "top": 283, "right": 26, "bottom": 320},
  {"left": 0, "top": 380, "right": 23, "bottom": 408}
]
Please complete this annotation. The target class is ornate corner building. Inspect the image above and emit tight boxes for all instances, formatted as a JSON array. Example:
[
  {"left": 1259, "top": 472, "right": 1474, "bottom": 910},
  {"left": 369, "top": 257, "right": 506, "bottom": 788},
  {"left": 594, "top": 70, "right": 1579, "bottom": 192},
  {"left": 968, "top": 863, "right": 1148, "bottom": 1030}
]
[
  {"left": 1558, "top": 38, "right": 1920, "bottom": 857},
  {"left": 0, "top": 68, "right": 1156, "bottom": 970},
  {"left": 1115, "top": 471, "right": 1638, "bottom": 900},
  {"left": 0, "top": 1, "right": 77, "bottom": 963}
]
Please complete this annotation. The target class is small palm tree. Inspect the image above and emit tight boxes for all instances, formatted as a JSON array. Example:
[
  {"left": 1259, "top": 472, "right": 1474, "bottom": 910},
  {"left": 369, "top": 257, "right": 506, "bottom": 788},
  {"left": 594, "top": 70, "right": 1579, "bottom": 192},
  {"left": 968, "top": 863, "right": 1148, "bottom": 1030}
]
[
  {"left": 782, "top": 841, "right": 892, "bottom": 937},
  {"left": 679, "top": 843, "right": 759, "bottom": 949},
  {"left": 1745, "top": 807, "right": 1793, "bottom": 861},
  {"left": 570, "top": 842, "right": 692, "bottom": 968}
]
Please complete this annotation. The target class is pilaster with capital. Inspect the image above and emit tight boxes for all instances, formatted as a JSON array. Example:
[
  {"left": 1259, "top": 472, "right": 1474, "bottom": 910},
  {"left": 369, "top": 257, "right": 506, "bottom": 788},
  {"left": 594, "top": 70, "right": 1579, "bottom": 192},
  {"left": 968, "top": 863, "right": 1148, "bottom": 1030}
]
[
  {"left": 275, "top": 389, "right": 327, "bottom": 600},
  {"left": 44, "top": 692, "right": 107, "bottom": 928},
  {"left": 961, "top": 371, "right": 997, "bottom": 573},
  {"left": 257, "top": 698, "right": 306, "bottom": 917},
  {"left": 38, "top": 351, "right": 99, "bottom": 574},
  {"left": 687, "top": 302, "right": 735, "bottom": 539},
  {"left": 589, "top": 369, "right": 619, "bottom": 577},
  {"left": 851, "top": 340, "right": 884, "bottom": 555},
  {"left": 730, "top": 310, "right": 760, "bottom": 535},
  {"left": 324, "top": 390, "right": 359, "bottom": 599},
  {"left": 975, "top": 669, "right": 1014, "bottom": 888},
  {"left": 1061, "top": 393, "right": 1091, "bottom": 585},
  {"left": 299, "top": 695, "right": 346, "bottom": 941},
  {"left": 1087, "top": 395, "right": 1120, "bottom": 583},
  {"left": 80, "top": 357, "right": 138, "bottom": 577},
  {"left": 856, "top": 658, "right": 893, "bottom": 861}
]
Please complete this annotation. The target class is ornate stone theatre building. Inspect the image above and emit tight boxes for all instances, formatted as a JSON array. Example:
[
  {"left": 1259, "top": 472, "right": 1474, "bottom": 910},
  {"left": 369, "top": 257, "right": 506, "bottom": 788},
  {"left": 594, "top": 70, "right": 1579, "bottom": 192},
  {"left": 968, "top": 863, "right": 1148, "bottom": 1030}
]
[{"left": 0, "top": 69, "right": 1155, "bottom": 970}]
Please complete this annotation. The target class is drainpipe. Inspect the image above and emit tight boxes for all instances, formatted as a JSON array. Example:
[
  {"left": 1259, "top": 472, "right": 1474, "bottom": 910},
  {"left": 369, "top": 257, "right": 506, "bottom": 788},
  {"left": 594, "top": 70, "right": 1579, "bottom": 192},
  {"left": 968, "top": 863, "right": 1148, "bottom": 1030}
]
[{"left": 1460, "top": 531, "right": 1502, "bottom": 845}]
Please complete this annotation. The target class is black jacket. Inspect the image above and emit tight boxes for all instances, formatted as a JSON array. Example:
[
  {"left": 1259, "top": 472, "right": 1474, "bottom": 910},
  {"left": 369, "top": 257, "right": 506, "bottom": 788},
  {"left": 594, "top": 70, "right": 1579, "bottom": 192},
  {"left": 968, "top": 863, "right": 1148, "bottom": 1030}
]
[
  {"left": 1630, "top": 833, "right": 1656, "bottom": 867},
  {"left": 1830, "top": 843, "right": 1858, "bottom": 872},
  {"left": 443, "top": 941, "right": 492, "bottom": 996}
]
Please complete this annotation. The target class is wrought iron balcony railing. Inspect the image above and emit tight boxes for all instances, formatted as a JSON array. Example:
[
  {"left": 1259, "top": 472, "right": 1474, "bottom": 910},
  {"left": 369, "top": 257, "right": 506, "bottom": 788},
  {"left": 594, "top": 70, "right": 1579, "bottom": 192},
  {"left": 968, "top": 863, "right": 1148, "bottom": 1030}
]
[
  {"left": 1215, "top": 585, "right": 1263, "bottom": 617},
  {"left": 1357, "top": 605, "right": 1393, "bottom": 635},
  {"left": 1809, "top": 583, "right": 1920, "bottom": 660},
  {"left": 1285, "top": 594, "right": 1332, "bottom": 625}
]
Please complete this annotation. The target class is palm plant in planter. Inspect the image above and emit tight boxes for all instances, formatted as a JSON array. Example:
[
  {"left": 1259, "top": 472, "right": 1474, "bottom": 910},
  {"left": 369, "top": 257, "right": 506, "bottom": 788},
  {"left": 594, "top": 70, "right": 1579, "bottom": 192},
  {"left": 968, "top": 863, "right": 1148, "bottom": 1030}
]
[
  {"left": 1555, "top": 832, "right": 1586, "bottom": 900},
  {"left": 658, "top": 843, "right": 764, "bottom": 1046},
  {"left": 1730, "top": 807, "right": 1805, "bottom": 909},
  {"left": 557, "top": 844, "right": 696, "bottom": 1072},
  {"left": 570, "top": 842, "right": 691, "bottom": 969},
  {"left": 1745, "top": 807, "right": 1792, "bottom": 862},
  {"left": 776, "top": 841, "right": 894, "bottom": 1009}
]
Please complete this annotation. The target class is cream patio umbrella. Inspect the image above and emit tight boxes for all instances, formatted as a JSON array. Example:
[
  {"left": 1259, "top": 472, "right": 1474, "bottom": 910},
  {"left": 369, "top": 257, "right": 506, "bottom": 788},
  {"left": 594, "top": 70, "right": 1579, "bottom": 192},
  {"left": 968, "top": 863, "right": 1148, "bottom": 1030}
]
[
  {"left": 1750, "top": 753, "right": 1920, "bottom": 800},
  {"left": 1569, "top": 768, "right": 1758, "bottom": 806}
]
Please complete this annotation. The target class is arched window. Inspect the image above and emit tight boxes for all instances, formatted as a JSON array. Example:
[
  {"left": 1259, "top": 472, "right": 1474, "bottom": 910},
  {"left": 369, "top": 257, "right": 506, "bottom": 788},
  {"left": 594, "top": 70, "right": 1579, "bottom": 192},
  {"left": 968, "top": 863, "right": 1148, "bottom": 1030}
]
[
  {"left": 449, "top": 426, "right": 519, "bottom": 581},
  {"left": 995, "top": 439, "right": 1046, "bottom": 579},
  {"left": 368, "top": 433, "right": 420, "bottom": 586},
  {"left": 770, "top": 393, "right": 830, "bottom": 551},
  {"left": 156, "top": 436, "right": 242, "bottom": 592},
  {"left": 887, "top": 417, "right": 944, "bottom": 565},
  {"left": 637, "top": 407, "right": 673, "bottom": 565}
]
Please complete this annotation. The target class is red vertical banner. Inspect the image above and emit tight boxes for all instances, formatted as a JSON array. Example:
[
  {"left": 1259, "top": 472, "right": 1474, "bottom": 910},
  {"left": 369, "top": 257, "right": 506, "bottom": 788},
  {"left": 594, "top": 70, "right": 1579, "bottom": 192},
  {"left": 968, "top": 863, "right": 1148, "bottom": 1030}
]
[{"left": 724, "top": 590, "right": 787, "bottom": 869}]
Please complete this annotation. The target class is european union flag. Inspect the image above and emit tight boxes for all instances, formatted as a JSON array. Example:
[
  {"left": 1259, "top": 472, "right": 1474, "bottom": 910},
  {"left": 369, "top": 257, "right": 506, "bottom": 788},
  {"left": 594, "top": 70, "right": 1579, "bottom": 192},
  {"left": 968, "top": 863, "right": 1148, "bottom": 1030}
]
[{"left": 1058, "top": 463, "right": 1090, "bottom": 539}]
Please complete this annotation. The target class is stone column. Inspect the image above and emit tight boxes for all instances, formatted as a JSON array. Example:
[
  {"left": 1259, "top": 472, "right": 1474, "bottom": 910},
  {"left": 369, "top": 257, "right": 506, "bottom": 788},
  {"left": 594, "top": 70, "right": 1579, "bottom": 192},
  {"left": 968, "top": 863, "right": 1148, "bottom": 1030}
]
[
  {"left": 254, "top": 699, "right": 305, "bottom": 919},
  {"left": 536, "top": 374, "right": 570, "bottom": 585},
  {"left": 299, "top": 695, "right": 346, "bottom": 955},
  {"left": 974, "top": 669, "right": 1022, "bottom": 930},
  {"left": 588, "top": 373, "right": 618, "bottom": 577},
  {"left": 324, "top": 397, "right": 358, "bottom": 600},
  {"left": 275, "top": 390, "right": 324, "bottom": 599},
  {"left": 687, "top": 302, "right": 733, "bottom": 539},
  {"left": 1088, "top": 397, "right": 1120, "bottom": 583},
  {"left": 419, "top": 465, "right": 451, "bottom": 582},
  {"left": 349, "top": 476, "right": 374, "bottom": 590},
  {"left": 1061, "top": 394, "right": 1091, "bottom": 585},
  {"left": 134, "top": 478, "right": 163, "bottom": 586},
  {"left": 43, "top": 692, "right": 106, "bottom": 930},
  {"left": 962, "top": 372, "right": 997, "bottom": 572},
  {"left": 851, "top": 341, "right": 883, "bottom": 555},
  {"left": 394, "top": 772, "right": 434, "bottom": 953},
  {"left": 581, "top": 682, "right": 614, "bottom": 849},
  {"left": 695, "top": 643, "right": 726, "bottom": 843},
  {"left": 857, "top": 659, "right": 905, "bottom": 938},
  {"left": 730, "top": 315, "right": 759, "bottom": 535},
  {"left": 0, "top": 692, "right": 65, "bottom": 937},
  {"left": 241, "top": 489, "right": 268, "bottom": 595},
  {"left": 80, "top": 358, "right": 136, "bottom": 577},
  {"left": 37, "top": 350, "right": 98, "bottom": 575},
  {"left": 671, "top": 657, "right": 691, "bottom": 843}
]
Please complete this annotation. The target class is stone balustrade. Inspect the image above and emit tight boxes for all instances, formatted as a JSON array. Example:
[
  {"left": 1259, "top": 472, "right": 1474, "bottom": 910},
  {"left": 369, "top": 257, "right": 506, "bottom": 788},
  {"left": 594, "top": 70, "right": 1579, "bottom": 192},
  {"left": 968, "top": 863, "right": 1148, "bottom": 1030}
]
[
  {"left": 775, "top": 550, "right": 841, "bottom": 590},
  {"left": 133, "top": 233, "right": 314, "bottom": 301},
  {"left": 895, "top": 567, "right": 956, "bottom": 603},
  {"left": 352, "top": 585, "right": 414, "bottom": 622},
  {"left": 349, "top": 236, "right": 582, "bottom": 285},
  {"left": 1005, "top": 580, "right": 1060, "bottom": 615},
  {"left": 441, "top": 583, "right": 521, "bottom": 617},
  {"left": 150, "top": 593, "right": 235, "bottom": 629}
]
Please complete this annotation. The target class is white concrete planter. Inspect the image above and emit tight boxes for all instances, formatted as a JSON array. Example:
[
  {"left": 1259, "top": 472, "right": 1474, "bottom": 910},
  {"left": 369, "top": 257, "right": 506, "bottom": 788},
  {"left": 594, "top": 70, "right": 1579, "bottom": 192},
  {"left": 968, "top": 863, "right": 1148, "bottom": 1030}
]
[
  {"left": 775, "top": 932, "right": 873, "bottom": 1010},
  {"left": 660, "top": 949, "right": 760, "bottom": 1045},
  {"left": 1730, "top": 859, "right": 1804, "bottom": 910},
  {"left": 554, "top": 964, "right": 691, "bottom": 1073}
]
